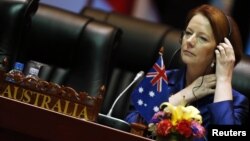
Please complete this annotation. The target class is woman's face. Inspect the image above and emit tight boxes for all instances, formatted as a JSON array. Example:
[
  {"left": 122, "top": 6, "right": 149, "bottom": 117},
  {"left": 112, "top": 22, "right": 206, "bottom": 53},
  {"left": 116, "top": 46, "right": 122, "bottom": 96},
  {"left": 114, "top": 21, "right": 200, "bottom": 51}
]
[{"left": 181, "top": 14, "right": 217, "bottom": 68}]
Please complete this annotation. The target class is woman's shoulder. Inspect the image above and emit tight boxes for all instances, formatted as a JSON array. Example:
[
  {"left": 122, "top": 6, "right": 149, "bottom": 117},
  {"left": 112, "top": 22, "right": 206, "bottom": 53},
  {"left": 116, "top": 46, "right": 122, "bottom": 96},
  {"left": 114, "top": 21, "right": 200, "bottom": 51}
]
[
  {"left": 166, "top": 68, "right": 184, "bottom": 77},
  {"left": 232, "top": 89, "right": 249, "bottom": 104},
  {"left": 232, "top": 89, "right": 247, "bottom": 97},
  {"left": 166, "top": 68, "right": 185, "bottom": 84}
]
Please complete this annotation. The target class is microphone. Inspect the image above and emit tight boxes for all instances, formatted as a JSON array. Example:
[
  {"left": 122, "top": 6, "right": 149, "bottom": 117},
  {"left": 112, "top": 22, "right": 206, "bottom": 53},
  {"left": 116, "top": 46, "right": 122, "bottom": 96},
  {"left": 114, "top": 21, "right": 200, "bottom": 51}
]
[
  {"left": 107, "top": 70, "right": 144, "bottom": 116},
  {"left": 97, "top": 71, "right": 144, "bottom": 131}
]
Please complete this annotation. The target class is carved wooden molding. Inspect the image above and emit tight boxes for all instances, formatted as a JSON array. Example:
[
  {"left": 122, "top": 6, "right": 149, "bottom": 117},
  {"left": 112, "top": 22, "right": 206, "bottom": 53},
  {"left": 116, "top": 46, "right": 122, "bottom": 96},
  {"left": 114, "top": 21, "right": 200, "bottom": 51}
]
[
  {"left": 130, "top": 122, "right": 147, "bottom": 136},
  {"left": 0, "top": 70, "right": 104, "bottom": 122}
]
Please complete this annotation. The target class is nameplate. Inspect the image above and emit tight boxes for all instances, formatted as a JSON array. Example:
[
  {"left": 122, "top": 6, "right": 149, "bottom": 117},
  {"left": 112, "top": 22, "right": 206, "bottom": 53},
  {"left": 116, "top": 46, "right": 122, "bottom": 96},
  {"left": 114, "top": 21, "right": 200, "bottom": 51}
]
[{"left": 0, "top": 70, "right": 104, "bottom": 121}]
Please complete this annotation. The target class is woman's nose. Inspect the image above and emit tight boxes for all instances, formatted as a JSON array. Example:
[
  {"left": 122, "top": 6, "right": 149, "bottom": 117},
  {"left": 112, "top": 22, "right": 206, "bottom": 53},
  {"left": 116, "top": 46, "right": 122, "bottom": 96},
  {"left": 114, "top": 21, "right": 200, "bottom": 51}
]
[{"left": 186, "top": 34, "right": 196, "bottom": 45}]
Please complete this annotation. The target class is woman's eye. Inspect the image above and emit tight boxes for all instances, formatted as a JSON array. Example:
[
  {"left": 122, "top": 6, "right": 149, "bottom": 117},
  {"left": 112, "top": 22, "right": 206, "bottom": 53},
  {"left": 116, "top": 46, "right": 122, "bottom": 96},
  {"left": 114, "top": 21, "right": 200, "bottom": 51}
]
[
  {"left": 184, "top": 31, "right": 192, "bottom": 37},
  {"left": 199, "top": 36, "right": 208, "bottom": 42},
  {"left": 185, "top": 31, "right": 192, "bottom": 36}
]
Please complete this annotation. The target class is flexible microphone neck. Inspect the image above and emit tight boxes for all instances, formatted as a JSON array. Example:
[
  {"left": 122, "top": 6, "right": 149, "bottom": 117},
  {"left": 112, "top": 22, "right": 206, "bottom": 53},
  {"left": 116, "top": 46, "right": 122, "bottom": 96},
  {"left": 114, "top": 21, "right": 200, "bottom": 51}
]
[{"left": 106, "top": 71, "right": 144, "bottom": 117}]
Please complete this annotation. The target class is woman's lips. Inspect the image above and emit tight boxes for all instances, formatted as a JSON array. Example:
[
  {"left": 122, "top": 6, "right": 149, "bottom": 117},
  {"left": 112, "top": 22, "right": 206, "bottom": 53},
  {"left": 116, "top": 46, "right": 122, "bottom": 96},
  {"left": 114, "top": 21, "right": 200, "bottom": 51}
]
[{"left": 183, "top": 50, "right": 195, "bottom": 56}]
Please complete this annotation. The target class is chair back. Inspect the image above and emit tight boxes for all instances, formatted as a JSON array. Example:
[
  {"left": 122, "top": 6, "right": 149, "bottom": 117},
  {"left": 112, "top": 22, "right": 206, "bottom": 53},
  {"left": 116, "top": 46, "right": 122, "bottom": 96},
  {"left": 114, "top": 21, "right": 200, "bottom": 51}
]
[
  {"left": 0, "top": 0, "right": 39, "bottom": 70},
  {"left": 17, "top": 4, "right": 121, "bottom": 96}
]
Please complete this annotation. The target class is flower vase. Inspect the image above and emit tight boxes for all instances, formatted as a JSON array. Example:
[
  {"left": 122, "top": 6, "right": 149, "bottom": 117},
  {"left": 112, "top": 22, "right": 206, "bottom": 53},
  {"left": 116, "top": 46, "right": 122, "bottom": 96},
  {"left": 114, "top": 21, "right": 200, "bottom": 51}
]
[{"left": 156, "top": 134, "right": 192, "bottom": 141}]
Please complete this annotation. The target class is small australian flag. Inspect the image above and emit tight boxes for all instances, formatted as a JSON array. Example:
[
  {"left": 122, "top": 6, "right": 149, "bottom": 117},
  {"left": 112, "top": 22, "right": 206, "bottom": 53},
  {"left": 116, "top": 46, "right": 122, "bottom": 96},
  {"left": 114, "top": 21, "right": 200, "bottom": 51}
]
[{"left": 131, "top": 54, "right": 170, "bottom": 123}]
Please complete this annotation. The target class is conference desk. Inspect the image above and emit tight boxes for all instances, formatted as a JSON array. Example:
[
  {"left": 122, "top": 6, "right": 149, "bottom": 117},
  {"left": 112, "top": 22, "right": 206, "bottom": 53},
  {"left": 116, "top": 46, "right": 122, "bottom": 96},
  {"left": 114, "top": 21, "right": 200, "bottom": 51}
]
[{"left": 0, "top": 96, "right": 153, "bottom": 141}]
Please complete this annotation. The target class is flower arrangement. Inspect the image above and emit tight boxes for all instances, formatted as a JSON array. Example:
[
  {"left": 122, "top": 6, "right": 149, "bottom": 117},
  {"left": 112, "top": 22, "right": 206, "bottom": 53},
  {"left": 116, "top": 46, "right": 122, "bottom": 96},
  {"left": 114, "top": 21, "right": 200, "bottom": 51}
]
[{"left": 148, "top": 102, "right": 206, "bottom": 140}]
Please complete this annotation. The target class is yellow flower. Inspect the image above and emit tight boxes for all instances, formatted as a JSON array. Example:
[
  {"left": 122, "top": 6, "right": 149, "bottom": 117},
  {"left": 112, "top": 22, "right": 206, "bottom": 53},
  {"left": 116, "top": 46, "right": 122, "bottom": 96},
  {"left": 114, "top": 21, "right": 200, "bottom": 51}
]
[
  {"left": 160, "top": 102, "right": 202, "bottom": 125},
  {"left": 160, "top": 102, "right": 179, "bottom": 125},
  {"left": 183, "top": 105, "right": 202, "bottom": 123}
]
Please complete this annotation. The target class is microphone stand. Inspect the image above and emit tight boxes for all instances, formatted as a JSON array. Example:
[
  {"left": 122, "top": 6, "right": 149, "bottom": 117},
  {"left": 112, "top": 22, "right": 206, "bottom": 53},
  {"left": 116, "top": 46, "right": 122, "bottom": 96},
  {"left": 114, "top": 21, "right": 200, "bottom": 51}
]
[
  {"left": 97, "top": 71, "right": 144, "bottom": 131},
  {"left": 107, "top": 71, "right": 144, "bottom": 117}
]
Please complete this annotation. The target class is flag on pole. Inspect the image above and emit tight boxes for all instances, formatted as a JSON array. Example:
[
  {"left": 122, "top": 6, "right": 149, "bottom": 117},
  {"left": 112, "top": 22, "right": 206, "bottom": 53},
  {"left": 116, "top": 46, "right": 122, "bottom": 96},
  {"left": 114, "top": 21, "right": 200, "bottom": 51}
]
[{"left": 131, "top": 53, "right": 170, "bottom": 123}]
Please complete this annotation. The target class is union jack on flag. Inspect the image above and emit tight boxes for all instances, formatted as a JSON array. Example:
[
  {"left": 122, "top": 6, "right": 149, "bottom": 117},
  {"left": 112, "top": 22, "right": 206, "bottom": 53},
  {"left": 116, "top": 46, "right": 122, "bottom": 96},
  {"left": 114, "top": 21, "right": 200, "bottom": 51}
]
[{"left": 131, "top": 54, "right": 170, "bottom": 123}]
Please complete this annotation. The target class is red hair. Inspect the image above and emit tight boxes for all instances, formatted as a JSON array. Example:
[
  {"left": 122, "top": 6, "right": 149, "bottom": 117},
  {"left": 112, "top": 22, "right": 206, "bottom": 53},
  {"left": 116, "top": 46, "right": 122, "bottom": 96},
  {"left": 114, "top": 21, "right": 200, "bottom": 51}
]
[{"left": 184, "top": 4, "right": 243, "bottom": 65}]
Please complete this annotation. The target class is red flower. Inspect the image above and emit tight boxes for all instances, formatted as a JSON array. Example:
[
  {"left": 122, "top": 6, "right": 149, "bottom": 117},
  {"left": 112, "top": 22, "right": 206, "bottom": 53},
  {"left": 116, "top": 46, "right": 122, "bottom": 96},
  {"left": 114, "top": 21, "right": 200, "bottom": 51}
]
[
  {"left": 175, "top": 120, "right": 192, "bottom": 138},
  {"left": 156, "top": 119, "right": 173, "bottom": 136}
]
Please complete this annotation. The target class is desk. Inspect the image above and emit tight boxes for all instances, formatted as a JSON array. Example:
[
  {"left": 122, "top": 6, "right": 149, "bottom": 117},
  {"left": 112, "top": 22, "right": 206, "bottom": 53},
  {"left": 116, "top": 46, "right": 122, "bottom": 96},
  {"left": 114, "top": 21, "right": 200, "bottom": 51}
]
[{"left": 0, "top": 96, "right": 153, "bottom": 141}]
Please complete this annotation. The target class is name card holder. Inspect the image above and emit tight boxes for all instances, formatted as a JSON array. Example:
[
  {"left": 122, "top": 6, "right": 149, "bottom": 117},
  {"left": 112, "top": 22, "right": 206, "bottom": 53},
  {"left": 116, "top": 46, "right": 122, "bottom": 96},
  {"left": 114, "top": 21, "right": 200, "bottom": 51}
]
[{"left": 0, "top": 70, "right": 104, "bottom": 122}]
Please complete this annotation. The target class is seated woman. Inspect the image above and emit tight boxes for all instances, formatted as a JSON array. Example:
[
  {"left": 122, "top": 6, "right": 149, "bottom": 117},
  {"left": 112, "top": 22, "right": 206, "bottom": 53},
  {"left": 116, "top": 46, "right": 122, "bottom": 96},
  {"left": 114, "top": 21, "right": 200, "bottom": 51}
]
[{"left": 125, "top": 4, "right": 249, "bottom": 141}]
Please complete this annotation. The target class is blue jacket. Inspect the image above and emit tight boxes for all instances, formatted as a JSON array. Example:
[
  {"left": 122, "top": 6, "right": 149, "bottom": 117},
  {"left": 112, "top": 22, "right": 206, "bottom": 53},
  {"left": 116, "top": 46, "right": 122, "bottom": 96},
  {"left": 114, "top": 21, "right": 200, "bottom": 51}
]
[{"left": 125, "top": 68, "right": 249, "bottom": 140}]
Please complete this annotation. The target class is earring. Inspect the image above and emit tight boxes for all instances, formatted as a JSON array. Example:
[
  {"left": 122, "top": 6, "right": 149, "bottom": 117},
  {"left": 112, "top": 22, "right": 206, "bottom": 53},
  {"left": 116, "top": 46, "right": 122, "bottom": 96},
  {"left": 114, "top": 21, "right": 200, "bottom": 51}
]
[{"left": 211, "top": 61, "right": 215, "bottom": 68}]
